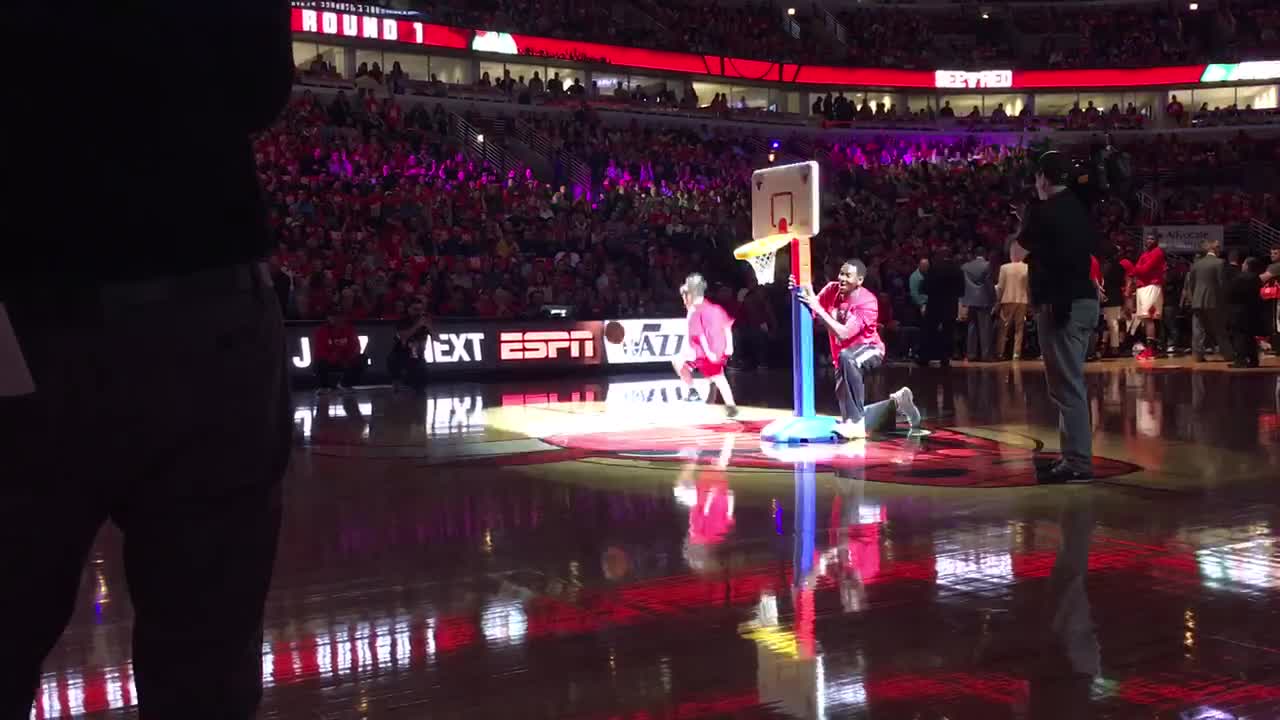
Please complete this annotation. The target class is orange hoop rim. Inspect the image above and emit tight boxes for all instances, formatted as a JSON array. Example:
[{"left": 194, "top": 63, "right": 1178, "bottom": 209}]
[{"left": 733, "top": 233, "right": 801, "bottom": 260}]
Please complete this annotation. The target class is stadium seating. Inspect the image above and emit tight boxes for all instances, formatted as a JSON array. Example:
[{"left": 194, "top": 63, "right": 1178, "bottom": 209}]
[{"left": 262, "top": 80, "right": 1279, "bottom": 326}]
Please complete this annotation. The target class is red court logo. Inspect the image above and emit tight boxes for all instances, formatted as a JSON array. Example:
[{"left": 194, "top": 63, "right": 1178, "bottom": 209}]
[{"left": 499, "top": 330, "right": 596, "bottom": 361}]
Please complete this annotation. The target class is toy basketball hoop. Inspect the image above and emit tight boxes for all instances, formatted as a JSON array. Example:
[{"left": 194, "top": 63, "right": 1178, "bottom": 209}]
[
  {"left": 741, "top": 161, "right": 840, "bottom": 445},
  {"left": 733, "top": 219, "right": 793, "bottom": 286}
]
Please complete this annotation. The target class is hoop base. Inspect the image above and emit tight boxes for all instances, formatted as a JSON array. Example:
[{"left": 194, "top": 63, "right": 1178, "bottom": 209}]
[{"left": 760, "top": 415, "right": 842, "bottom": 444}]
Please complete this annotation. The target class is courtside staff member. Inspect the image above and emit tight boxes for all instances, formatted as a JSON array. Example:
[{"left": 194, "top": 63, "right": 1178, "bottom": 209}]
[
  {"left": 3, "top": 2, "right": 293, "bottom": 717},
  {"left": 1015, "top": 152, "right": 1101, "bottom": 482}
]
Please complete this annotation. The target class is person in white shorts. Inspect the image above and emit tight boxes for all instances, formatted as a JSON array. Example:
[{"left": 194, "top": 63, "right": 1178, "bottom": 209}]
[{"left": 1123, "top": 234, "right": 1167, "bottom": 359}]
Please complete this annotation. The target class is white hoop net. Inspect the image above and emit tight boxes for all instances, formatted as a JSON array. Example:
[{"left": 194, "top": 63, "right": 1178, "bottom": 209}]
[
  {"left": 746, "top": 252, "right": 778, "bottom": 285},
  {"left": 735, "top": 233, "right": 791, "bottom": 286}
]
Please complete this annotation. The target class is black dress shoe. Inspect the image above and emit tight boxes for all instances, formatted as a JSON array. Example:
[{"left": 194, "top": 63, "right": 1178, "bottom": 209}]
[
  {"left": 1034, "top": 455, "right": 1063, "bottom": 472},
  {"left": 1038, "top": 464, "right": 1094, "bottom": 484}
]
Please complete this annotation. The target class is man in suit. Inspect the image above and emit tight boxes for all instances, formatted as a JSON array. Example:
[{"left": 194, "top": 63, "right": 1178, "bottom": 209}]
[
  {"left": 1223, "top": 249, "right": 1243, "bottom": 290},
  {"left": 962, "top": 249, "right": 997, "bottom": 361},
  {"left": 1227, "top": 257, "right": 1266, "bottom": 367},
  {"left": 995, "top": 253, "right": 1030, "bottom": 359},
  {"left": 920, "top": 246, "right": 965, "bottom": 368},
  {"left": 1184, "top": 240, "right": 1232, "bottom": 362}
]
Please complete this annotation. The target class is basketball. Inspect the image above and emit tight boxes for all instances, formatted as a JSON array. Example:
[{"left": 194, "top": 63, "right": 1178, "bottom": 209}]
[{"left": 605, "top": 321, "right": 626, "bottom": 344}]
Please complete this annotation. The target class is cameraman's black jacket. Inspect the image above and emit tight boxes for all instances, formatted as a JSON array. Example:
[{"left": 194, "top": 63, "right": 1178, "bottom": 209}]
[{"left": 1017, "top": 190, "right": 1100, "bottom": 310}]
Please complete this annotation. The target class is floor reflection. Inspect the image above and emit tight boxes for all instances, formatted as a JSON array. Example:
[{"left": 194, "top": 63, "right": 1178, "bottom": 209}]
[{"left": 30, "top": 364, "right": 1280, "bottom": 719}]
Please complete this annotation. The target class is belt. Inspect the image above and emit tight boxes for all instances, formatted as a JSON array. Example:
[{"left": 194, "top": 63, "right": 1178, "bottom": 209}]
[
  {"left": 5, "top": 262, "right": 273, "bottom": 326},
  {"left": 97, "top": 262, "right": 272, "bottom": 308}
]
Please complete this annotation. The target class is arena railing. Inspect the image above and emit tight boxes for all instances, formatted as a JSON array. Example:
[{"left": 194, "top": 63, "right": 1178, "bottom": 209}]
[
  {"left": 450, "top": 112, "right": 517, "bottom": 176},
  {"left": 1137, "top": 190, "right": 1161, "bottom": 222},
  {"left": 512, "top": 118, "right": 594, "bottom": 198},
  {"left": 1251, "top": 218, "right": 1280, "bottom": 254}
]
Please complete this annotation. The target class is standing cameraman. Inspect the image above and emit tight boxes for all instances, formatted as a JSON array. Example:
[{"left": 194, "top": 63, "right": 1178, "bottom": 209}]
[{"left": 1015, "top": 152, "right": 1101, "bottom": 483}]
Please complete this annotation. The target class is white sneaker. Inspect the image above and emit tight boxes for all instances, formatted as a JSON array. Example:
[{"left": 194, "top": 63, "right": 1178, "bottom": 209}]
[
  {"left": 835, "top": 419, "right": 867, "bottom": 440},
  {"left": 890, "top": 387, "right": 922, "bottom": 428}
]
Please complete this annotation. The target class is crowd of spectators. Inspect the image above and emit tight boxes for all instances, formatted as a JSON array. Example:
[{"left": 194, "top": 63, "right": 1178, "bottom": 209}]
[
  {"left": 837, "top": 6, "right": 1013, "bottom": 70},
  {"left": 259, "top": 83, "right": 1279, "bottom": 364},
  {"left": 405, "top": 0, "right": 1277, "bottom": 68},
  {"left": 633, "top": 0, "right": 804, "bottom": 60},
  {"left": 1029, "top": 0, "right": 1280, "bottom": 69},
  {"left": 258, "top": 90, "right": 756, "bottom": 324}
]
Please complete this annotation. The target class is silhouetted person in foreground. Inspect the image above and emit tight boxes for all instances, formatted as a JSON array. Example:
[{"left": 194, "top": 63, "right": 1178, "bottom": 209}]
[{"left": 2, "top": 2, "right": 294, "bottom": 717}]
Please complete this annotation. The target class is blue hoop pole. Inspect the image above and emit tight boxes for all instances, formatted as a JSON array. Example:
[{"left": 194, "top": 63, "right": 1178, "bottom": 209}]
[{"left": 791, "top": 237, "right": 816, "bottom": 418}]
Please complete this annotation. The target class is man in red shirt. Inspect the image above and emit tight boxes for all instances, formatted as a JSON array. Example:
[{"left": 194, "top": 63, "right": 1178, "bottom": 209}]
[
  {"left": 1121, "top": 234, "right": 1166, "bottom": 359},
  {"left": 312, "top": 310, "right": 364, "bottom": 392},
  {"left": 795, "top": 260, "right": 923, "bottom": 439},
  {"left": 672, "top": 273, "right": 738, "bottom": 418}
]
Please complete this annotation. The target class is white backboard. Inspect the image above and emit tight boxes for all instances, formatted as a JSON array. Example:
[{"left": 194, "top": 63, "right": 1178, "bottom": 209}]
[{"left": 751, "top": 161, "right": 819, "bottom": 240}]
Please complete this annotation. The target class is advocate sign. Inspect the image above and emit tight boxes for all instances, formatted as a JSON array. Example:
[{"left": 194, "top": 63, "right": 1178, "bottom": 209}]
[{"left": 1144, "top": 225, "right": 1223, "bottom": 255}]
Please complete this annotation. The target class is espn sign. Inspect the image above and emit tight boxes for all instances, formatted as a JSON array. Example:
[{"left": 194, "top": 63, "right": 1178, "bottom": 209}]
[
  {"left": 934, "top": 69, "right": 1013, "bottom": 90},
  {"left": 499, "top": 329, "right": 599, "bottom": 363}
]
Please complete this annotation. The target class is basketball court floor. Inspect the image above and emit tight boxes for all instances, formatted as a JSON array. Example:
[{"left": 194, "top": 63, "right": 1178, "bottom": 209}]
[{"left": 30, "top": 359, "right": 1280, "bottom": 719}]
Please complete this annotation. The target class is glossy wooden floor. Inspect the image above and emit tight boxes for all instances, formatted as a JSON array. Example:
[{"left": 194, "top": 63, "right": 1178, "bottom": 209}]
[{"left": 34, "top": 357, "right": 1280, "bottom": 719}]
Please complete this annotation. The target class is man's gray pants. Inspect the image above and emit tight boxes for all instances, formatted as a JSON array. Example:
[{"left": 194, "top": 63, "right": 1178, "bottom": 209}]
[
  {"left": 1036, "top": 299, "right": 1097, "bottom": 473},
  {"left": 967, "top": 306, "right": 994, "bottom": 360},
  {"left": 1191, "top": 308, "right": 1233, "bottom": 361}
]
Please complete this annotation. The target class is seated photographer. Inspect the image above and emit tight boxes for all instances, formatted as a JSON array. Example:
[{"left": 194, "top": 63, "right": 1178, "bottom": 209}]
[
  {"left": 313, "top": 310, "right": 365, "bottom": 393},
  {"left": 389, "top": 299, "right": 432, "bottom": 391}
]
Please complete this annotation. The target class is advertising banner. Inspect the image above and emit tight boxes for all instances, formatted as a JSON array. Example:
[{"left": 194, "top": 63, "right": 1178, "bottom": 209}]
[
  {"left": 602, "top": 318, "right": 688, "bottom": 365},
  {"left": 288, "top": 2, "right": 1219, "bottom": 90},
  {"left": 495, "top": 322, "right": 603, "bottom": 367},
  {"left": 291, "top": 6, "right": 470, "bottom": 49},
  {"left": 287, "top": 322, "right": 495, "bottom": 381},
  {"left": 286, "top": 317, "right": 698, "bottom": 383},
  {"left": 1143, "top": 225, "right": 1223, "bottom": 255}
]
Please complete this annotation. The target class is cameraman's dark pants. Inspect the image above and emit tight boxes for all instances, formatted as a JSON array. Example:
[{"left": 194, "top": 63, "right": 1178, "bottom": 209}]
[
  {"left": 921, "top": 307, "right": 956, "bottom": 365},
  {"left": 315, "top": 356, "right": 364, "bottom": 389},
  {"left": 388, "top": 349, "right": 428, "bottom": 390},
  {"left": 1036, "top": 299, "right": 1097, "bottom": 473},
  {"left": 1, "top": 264, "right": 290, "bottom": 719}
]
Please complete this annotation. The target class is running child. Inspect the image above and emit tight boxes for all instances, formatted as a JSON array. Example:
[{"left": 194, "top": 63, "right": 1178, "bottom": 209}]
[{"left": 673, "top": 274, "right": 739, "bottom": 418}]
